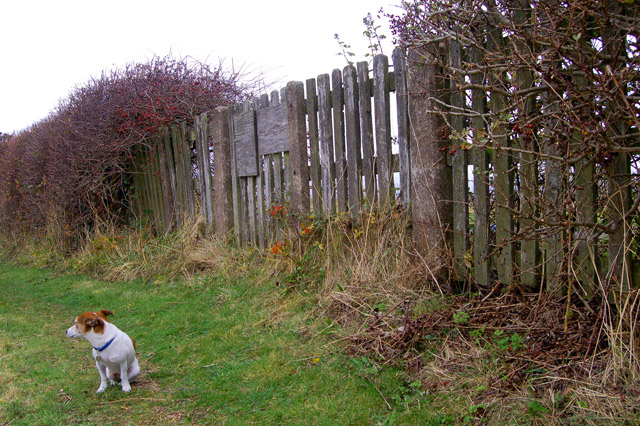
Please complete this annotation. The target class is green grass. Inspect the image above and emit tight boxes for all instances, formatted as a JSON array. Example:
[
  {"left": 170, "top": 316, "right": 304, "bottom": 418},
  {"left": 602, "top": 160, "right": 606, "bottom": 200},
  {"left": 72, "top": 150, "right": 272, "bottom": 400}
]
[{"left": 0, "top": 262, "right": 446, "bottom": 425}]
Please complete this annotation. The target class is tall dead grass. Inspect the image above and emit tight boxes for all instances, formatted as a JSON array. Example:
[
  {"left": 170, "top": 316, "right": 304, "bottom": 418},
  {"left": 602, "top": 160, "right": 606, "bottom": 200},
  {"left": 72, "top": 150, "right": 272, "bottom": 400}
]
[
  {"left": 70, "top": 216, "right": 259, "bottom": 283},
  {"left": 317, "top": 205, "right": 431, "bottom": 328}
]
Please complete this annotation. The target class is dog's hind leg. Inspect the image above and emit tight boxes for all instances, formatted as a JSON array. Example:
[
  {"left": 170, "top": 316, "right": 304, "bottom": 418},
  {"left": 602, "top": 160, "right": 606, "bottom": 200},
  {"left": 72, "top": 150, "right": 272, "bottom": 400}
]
[
  {"left": 119, "top": 360, "right": 132, "bottom": 392},
  {"left": 128, "top": 358, "right": 140, "bottom": 383}
]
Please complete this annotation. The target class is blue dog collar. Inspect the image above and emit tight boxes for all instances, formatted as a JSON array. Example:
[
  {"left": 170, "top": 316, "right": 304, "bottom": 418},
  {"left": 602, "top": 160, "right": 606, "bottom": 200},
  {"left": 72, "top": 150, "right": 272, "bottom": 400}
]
[{"left": 93, "top": 336, "right": 116, "bottom": 353}]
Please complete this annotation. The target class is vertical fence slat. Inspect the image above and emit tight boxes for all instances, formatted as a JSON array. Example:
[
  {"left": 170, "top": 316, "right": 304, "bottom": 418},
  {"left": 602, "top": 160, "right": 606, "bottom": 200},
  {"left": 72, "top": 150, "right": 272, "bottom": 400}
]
[
  {"left": 131, "top": 147, "right": 144, "bottom": 221},
  {"left": 373, "top": 54, "right": 393, "bottom": 205},
  {"left": 306, "top": 79, "right": 322, "bottom": 213},
  {"left": 163, "top": 130, "right": 180, "bottom": 226},
  {"left": 169, "top": 127, "right": 185, "bottom": 225},
  {"left": 332, "top": 69, "right": 347, "bottom": 213},
  {"left": 240, "top": 177, "right": 249, "bottom": 245},
  {"left": 393, "top": 48, "right": 411, "bottom": 206},
  {"left": 253, "top": 96, "right": 270, "bottom": 249},
  {"left": 540, "top": 65, "right": 564, "bottom": 294},
  {"left": 487, "top": 27, "right": 514, "bottom": 286},
  {"left": 263, "top": 155, "right": 274, "bottom": 244},
  {"left": 448, "top": 40, "right": 469, "bottom": 281},
  {"left": 470, "top": 47, "right": 490, "bottom": 289},
  {"left": 145, "top": 150, "right": 157, "bottom": 227},
  {"left": 286, "top": 81, "right": 310, "bottom": 215},
  {"left": 343, "top": 65, "right": 362, "bottom": 216},
  {"left": 544, "top": 148, "right": 564, "bottom": 293},
  {"left": 279, "top": 89, "right": 291, "bottom": 209},
  {"left": 212, "top": 107, "right": 233, "bottom": 239},
  {"left": 147, "top": 144, "right": 160, "bottom": 230},
  {"left": 607, "top": 153, "right": 632, "bottom": 290},
  {"left": 157, "top": 133, "right": 176, "bottom": 231},
  {"left": 357, "top": 61, "right": 376, "bottom": 206},
  {"left": 150, "top": 144, "right": 165, "bottom": 232},
  {"left": 574, "top": 157, "right": 597, "bottom": 295},
  {"left": 247, "top": 176, "right": 257, "bottom": 245},
  {"left": 317, "top": 73, "right": 335, "bottom": 216},
  {"left": 272, "top": 153, "right": 284, "bottom": 242},
  {"left": 513, "top": 0, "right": 539, "bottom": 289},
  {"left": 273, "top": 154, "right": 283, "bottom": 205},
  {"left": 182, "top": 124, "right": 197, "bottom": 220},
  {"left": 138, "top": 146, "right": 150, "bottom": 225},
  {"left": 176, "top": 125, "right": 194, "bottom": 223},
  {"left": 229, "top": 106, "right": 241, "bottom": 246},
  {"left": 195, "top": 114, "right": 214, "bottom": 228}
]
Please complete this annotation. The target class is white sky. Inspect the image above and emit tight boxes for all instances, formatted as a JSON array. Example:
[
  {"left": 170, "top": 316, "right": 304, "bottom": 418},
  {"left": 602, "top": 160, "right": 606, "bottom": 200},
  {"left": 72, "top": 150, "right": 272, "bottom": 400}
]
[{"left": 1, "top": 0, "right": 399, "bottom": 134}]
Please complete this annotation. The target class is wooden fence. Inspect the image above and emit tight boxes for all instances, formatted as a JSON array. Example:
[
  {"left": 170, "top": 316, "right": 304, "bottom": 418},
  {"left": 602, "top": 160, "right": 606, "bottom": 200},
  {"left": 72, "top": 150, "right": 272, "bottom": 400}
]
[
  {"left": 130, "top": 47, "right": 636, "bottom": 292},
  {"left": 132, "top": 49, "right": 412, "bottom": 249}
]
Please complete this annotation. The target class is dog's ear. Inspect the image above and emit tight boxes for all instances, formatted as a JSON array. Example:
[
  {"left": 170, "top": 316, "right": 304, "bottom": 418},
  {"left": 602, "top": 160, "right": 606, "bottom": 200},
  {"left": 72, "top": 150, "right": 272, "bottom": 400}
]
[
  {"left": 100, "top": 310, "right": 113, "bottom": 317},
  {"left": 86, "top": 318, "right": 102, "bottom": 328}
]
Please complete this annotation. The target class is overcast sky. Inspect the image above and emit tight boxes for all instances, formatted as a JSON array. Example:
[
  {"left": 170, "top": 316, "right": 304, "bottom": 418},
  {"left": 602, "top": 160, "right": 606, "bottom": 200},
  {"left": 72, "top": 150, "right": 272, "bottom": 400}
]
[{"left": 1, "top": 0, "right": 399, "bottom": 134}]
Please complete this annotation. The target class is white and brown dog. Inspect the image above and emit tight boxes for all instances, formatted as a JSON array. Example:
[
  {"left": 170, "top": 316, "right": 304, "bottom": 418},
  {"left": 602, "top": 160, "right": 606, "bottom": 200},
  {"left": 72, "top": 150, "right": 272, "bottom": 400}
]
[{"left": 66, "top": 310, "right": 140, "bottom": 393}]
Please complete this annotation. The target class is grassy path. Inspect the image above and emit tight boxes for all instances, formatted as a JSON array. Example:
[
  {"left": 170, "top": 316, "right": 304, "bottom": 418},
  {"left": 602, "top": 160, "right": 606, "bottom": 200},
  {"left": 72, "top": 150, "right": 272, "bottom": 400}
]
[{"left": 0, "top": 263, "right": 432, "bottom": 425}]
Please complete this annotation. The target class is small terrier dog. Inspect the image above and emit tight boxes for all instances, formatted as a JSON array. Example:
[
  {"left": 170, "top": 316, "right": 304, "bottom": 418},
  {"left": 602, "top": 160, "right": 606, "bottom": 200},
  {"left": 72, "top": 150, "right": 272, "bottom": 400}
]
[{"left": 66, "top": 310, "right": 140, "bottom": 393}]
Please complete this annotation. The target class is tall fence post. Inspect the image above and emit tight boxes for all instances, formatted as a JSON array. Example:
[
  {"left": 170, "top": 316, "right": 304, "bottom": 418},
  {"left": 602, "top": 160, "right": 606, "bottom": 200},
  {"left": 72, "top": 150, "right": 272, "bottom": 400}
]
[
  {"left": 407, "top": 47, "right": 453, "bottom": 275},
  {"left": 286, "top": 81, "right": 310, "bottom": 215},
  {"left": 212, "top": 106, "right": 233, "bottom": 239}
]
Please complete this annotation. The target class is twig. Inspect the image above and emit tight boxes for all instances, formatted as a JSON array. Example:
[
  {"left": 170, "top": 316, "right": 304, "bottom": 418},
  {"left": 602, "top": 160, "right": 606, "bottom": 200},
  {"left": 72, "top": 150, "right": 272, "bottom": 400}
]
[
  {"left": 360, "top": 372, "right": 392, "bottom": 411},
  {"left": 98, "top": 397, "right": 167, "bottom": 405}
]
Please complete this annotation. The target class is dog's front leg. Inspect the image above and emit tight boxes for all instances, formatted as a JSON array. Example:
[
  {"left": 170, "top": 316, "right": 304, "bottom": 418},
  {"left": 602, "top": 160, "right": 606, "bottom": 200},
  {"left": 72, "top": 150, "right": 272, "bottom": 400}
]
[
  {"left": 95, "top": 361, "right": 109, "bottom": 393},
  {"left": 119, "top": 360, "right": 131, "bottom": 392}
]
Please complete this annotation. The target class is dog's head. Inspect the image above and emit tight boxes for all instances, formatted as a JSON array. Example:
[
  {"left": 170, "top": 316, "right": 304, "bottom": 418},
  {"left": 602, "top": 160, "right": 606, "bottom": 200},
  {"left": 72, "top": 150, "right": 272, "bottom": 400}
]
[{"left": 66, "top": 310, "right": 113, "bottom": 339}]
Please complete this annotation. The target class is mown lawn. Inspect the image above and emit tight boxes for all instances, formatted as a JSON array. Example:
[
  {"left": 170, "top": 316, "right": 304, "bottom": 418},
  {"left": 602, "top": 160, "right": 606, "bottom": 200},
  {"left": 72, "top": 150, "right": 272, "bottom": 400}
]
[{"left": 0, "top": 262, "right": 443, "bottom": 425}]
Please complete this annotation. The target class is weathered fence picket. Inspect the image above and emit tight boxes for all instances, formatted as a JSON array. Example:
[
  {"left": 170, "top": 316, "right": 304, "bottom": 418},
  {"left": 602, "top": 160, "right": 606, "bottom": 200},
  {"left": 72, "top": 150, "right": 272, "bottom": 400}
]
[
  {"left": 306, "top": 79, "right": 321, "bottom": 214},
  {"left": 357, "top": 61, "right": 376, "bottom": 207},
  {"left": 317, "top": 73, "right": 335, "bottom": 216},
  {"left": 392, "top": 49, "right": 410, "bottom": 206},
  {"left": 343, "top": 64, "right": 362, "bottom": 217},
  {"left": 448, "top": 37, "right": 468, "bottom": 281},
  {"left": 373, "top": 54, "right": 393, "bottom": 205},
  {"left": 332, "top": 69, "right": 348, "bottom": 213},
  {"left": 469, "top": 46, "right": 490, "bottom": 289}
]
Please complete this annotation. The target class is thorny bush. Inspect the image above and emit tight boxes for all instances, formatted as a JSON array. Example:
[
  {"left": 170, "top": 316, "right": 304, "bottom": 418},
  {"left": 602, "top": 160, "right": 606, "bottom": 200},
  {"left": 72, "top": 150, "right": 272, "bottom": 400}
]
[{"left": 0, "top": 55, "right": 254, "bottom": 241}]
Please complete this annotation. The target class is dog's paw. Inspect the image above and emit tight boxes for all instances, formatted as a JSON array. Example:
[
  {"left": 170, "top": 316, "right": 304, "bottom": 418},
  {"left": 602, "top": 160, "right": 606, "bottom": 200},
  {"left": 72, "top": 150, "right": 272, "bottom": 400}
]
[
  {"left": 122, "top": 384, "right": 132, "bottom": 393},
  {"left": 96, "top": 385, "right": 107, "bottom": 393}
]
